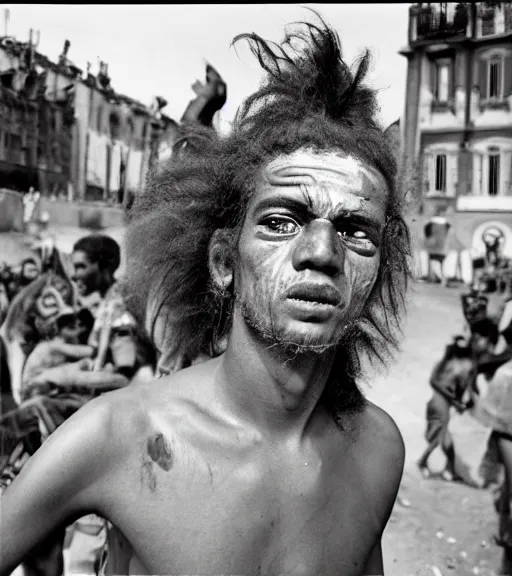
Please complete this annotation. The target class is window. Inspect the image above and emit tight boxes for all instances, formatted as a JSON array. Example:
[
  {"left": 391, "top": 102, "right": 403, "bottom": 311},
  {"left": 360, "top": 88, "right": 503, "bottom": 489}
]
[
  {"left": 109, "top": 113, "right": 121, "bottom": 140},
  {"left": 96, "top": 107, "right": 103, "bottom": 133},
  {"left": 435, "top": 62, "right": 450, "bottom": 103},
  {"left": 489, "top": 60, "right": 502, "bottom": 99},
  {"left": 9, "top": 134, "right": 22, "bottom": 164},
  {"left": 435, "top": 154, "right": 447, "bottom": 192},
  {"left": 481, "top": 7, "right": 496, "bottom": 36},
  {"left": 126, "top": 118, "right": 134, "bottom": 145},
  {"left": 489, "top": 153, "right": 500, "bottom": 196}
]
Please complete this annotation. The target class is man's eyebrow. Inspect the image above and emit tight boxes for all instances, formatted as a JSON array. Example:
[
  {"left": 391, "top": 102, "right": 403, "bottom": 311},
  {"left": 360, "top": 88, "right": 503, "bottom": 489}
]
[{"left": 252, "top": 195, "right": 315, "bottom": 217}]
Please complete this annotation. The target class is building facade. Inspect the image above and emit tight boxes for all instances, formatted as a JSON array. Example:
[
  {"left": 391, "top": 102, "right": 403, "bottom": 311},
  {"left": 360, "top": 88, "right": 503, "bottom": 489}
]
[
  {"left": 400, "top": 2, "right": 512, "bottom": 264},
  {"left": 0, "top": 31, "right": 178, "bottom": 206},
  {"left": 0, "top": 33, "right": 74, "bottom": 196}
]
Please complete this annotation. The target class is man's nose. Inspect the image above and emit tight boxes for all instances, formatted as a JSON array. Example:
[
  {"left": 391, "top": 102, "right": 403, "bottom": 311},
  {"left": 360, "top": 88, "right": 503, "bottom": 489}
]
[{"left": 291, "top": 219, "right": 344, "bottom": 277}]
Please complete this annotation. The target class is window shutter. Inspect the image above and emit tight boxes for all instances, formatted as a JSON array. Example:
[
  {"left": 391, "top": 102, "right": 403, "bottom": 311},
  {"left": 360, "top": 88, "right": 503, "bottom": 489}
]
[
  {"left": 479, "top": 58, "right": 487, "bottom": 100},
  {"left": 466, "top": 150, "right": 473, "bottom": 196},
  {"left": 450, "top": 153, "right": 458, "bottom": 197},
  {"left": 505, "top": 54, "right": 512, "bottom": 98},
  {"left": 497, "top": 60, "right": 503, "bottom": 99},
  {"left": 430, "top": 61, "right": 435, "bottom": 98},
  {"left": 477, "top": 152, "right": 483, "bottom": 195},
  {"left": 450, "top": 59, "right": 455, "bottom": 101},
  {"left": 423, "top": 152, "right": 431, "bottom": 193},
  {"left": 505, "top": 3, "right": 512, "bottom": 31},
  {"left": 506, "top": 151, "right": 512, "bottom": 197}
]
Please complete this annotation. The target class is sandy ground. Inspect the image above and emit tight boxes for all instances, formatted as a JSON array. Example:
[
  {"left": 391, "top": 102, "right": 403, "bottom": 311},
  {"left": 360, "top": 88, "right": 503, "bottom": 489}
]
[
  {"left": 0, "top": 227, "right": 507, "bottom": 575},
  {"left": 365, "top": 282, "right": 504, "bottom": 576}
]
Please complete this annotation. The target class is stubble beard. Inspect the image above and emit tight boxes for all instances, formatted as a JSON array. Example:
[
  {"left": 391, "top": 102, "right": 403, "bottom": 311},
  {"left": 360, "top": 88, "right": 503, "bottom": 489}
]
[{"left": 235, "top": 290, "right": 363, "bottom": 360}]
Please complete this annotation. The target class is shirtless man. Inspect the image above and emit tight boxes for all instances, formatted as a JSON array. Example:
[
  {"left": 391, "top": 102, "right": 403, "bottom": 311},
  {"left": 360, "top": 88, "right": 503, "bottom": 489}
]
[{"left": 0, "top": 15, "right": 411, "bottom": 576}]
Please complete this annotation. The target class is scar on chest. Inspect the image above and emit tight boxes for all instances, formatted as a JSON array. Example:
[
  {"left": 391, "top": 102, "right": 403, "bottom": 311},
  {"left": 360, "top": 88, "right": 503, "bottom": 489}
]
[
  {"left": 146, "top": 432, "right": 174, "bottom": 471},
  {"left": 140, "top": 457, "right": 157, "bottom": 492}
]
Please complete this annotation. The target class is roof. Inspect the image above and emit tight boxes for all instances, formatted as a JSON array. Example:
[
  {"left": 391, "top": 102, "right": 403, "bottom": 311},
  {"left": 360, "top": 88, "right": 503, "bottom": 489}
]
[{"left": 0, "top": 34, "right": 176, "bottom": 122}]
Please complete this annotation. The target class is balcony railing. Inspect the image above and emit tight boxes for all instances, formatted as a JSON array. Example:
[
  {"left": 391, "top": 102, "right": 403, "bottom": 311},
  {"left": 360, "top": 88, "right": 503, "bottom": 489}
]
[{"left": 414, "top": 4, "right": 469, "bottom": 41}]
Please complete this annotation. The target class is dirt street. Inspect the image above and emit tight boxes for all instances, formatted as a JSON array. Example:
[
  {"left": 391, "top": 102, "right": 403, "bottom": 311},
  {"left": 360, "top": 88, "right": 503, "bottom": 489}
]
[{"left": 365, "top": 282, "right": 504, "bottom": 576}]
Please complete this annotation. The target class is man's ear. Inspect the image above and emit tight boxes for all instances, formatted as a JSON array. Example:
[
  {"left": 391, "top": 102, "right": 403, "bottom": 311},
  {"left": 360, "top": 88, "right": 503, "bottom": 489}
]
[{"left": 208, "top": 229, "right": 233, "bottom": 292}]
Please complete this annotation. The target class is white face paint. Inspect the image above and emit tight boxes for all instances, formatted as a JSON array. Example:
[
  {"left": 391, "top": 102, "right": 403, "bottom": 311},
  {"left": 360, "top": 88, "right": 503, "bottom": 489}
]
[{"left": 233, "top": 148, "right": 389, "bottom": 352}]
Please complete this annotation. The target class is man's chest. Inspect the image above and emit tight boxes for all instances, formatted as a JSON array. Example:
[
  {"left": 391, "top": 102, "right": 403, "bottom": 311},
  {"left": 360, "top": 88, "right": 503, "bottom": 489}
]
[{"left": 109, "top": 453, "right": 381, "bottom": 576}]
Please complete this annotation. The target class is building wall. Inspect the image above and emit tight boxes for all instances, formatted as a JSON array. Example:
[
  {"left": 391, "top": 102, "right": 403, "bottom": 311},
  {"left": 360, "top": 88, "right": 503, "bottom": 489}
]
[
  {"left": 401, "top": 50, "right": 423, "bottom": 201},
  {"left": 40, "top": 197, "right": 125, "bottom": 229},
  {"left": 0, "top": 188, "right": 23, "bottom": 232},
  {"left": 83, "top": 89, "right": 156, "bottom": 202},
  {"left": 73, "top": 81, "right": 90, "bottom": 200},
  {"left": 0, "top": 37, "right": 176, "bottom": 205},
  {"left": 401, "top": 2, "right": 512, "bottom": 263}
]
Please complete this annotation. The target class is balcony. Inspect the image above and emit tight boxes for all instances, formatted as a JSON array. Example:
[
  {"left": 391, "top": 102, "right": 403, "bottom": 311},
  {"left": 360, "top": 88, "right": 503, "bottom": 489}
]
[{"left": 412, "top": 4, "right": 469, "bottom": 42}]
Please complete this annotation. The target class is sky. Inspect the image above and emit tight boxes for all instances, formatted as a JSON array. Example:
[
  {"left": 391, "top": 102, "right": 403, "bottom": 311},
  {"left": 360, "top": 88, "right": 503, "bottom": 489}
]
[{"left": 3, "top": 4, "right": 412, "bottom": 132}]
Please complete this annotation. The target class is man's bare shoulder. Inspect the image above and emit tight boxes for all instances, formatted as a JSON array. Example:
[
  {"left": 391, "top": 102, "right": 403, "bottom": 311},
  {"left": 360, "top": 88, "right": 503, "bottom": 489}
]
[
  {"left": 358, "top": 400, "right": 405, "bottom": 465},
  {"left": 127, "top": 355, "right": 220, "bottom": 404},
  {"left": 103, "top": 356, "right": 222, "bottom": 439},
  {"left": 342, "top": 401, "right": 405, "bottom": 524}
]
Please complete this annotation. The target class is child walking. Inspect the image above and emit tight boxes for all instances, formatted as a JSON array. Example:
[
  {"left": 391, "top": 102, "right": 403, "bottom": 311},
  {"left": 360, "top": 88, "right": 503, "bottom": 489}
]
[{"left": 418, "top": 318, "right": 499, "bottom": 481}]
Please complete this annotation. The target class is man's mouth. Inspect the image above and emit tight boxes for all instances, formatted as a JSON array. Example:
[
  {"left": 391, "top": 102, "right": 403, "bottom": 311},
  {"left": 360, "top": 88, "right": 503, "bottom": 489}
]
[{"left": 285, "top": 283, "right": 342, "bottom": 307}]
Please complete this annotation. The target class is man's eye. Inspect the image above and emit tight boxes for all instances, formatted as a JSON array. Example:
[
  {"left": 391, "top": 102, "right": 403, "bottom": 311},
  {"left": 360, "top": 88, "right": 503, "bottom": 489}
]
[
  {"left": 338, "top": 228, "right": 370, "bottom": 241},
  {"left": 262, "top": 217, "right": 298, "bottom": 235}
]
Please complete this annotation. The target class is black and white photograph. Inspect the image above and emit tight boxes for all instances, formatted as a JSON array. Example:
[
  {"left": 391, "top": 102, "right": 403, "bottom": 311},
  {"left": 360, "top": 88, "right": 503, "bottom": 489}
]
[{"left": 0, "top": 3, "right": 512, "bottom": 575}]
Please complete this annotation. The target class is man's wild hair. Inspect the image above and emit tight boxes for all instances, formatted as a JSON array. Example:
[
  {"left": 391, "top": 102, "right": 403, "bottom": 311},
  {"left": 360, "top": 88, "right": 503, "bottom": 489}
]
[{"left": 125, "top": 11, "right": 412, "bottom": 417}]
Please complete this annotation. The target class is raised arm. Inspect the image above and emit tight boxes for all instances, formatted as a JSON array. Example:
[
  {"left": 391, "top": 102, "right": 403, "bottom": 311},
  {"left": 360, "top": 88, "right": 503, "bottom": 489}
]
[{"left": 0, "top": 395, "right": 119, "bottom": 576}]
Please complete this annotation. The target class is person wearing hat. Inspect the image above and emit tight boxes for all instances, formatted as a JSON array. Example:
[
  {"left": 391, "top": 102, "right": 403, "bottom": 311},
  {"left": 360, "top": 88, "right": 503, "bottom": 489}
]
[{"left": 21, "top": 287, "right": 95, "bottom": 398}]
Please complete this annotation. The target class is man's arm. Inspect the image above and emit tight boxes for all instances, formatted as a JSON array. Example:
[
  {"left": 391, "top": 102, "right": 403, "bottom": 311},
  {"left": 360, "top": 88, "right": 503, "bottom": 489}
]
[
  {"left": 27, "top": 360, "right": 129, "bottom": 392},
  {"left": 0, "top": 395, "right": 121, "bottom": 576},
  {"left": 50, "top": 341, "right": 94, "bottom": 360}
]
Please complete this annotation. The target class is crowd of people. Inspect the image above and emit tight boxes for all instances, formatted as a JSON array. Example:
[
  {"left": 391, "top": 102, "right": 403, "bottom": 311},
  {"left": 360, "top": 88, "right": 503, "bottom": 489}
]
[
  {"left": 417, "top": 280, "right": 512, "bottom": 570},
  {"left": 0, "top": 233, "right": 157, "bottom": 575}
]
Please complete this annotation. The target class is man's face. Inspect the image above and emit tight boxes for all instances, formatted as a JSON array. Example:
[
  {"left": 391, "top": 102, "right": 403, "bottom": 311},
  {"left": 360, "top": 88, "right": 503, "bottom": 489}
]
[
  {"left": 71, "top": 250, "right": 100, "bottom": 296},
  {"left": 233, "top": 149, "right": 388, "bottom": 352},
  {"left": 22, "top": 261, "right": 39, "bottom": 282},
  {"left": 60, "top": 318, "right": 81, "bottom": 344}
]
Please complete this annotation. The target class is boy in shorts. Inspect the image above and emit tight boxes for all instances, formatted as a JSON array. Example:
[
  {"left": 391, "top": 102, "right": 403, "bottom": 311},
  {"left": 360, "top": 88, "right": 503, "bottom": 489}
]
[{"left": 418, "top": 318, "right": 499, "bottom": 481}]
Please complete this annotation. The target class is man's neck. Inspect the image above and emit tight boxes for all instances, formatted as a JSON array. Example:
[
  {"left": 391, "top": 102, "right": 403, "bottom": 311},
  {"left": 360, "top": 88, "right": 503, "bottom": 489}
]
[{"left": 215, "top": 314, "right": 334, "bottom": 443}]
